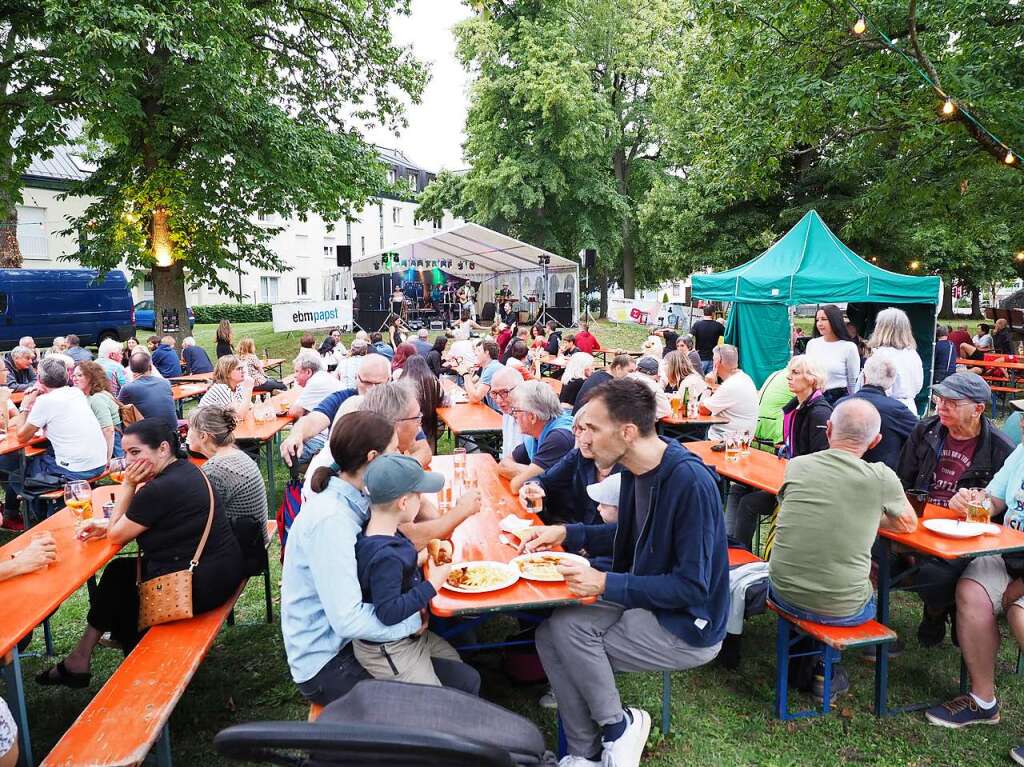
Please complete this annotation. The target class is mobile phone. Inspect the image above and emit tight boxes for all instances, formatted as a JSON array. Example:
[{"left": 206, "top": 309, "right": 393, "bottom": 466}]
[{"left": 711, "top": 442, "right": 726, "bottom": 452}]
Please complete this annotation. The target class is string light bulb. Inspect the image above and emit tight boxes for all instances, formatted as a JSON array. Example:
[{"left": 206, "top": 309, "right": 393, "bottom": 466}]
[
  {"left": 1016, "top": 251, "right": 1024, "bottom": 262},
  {"left": 1006, "top": 149, "right": 1018, "bottom": 166},
  {"left": 909, "top": 260, "right": 920, "bottom": 270},
  {"left": 942, "top": 99, "right": 955, "bottom": 116},
  {"left": 852, "top": 17, "right": 866, "bottom": 34}
]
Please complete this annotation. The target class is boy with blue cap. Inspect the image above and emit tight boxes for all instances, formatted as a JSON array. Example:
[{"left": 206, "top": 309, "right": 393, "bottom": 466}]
[{"left": 353, "top": 454, "right": 478, "bottom": 690}]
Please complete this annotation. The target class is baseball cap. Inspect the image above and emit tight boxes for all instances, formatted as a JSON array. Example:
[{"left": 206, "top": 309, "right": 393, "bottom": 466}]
[
  {"left": 932, "top": 371, "right": 991, "bottom": 404},
  {"left": 364, "top": 454, "right": 445, "bottom": 504},
  {"left": 636, "top": 356, "right": 660, "bottom": 375},
  {"left": 587, "top": 473, "right": 621, "bottom": 507}
]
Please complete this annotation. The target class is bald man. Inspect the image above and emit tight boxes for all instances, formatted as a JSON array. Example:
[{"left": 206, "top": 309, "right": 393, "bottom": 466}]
[
  {"left": 768, "top": 398, "right": 917, "bottom": 699},
  {"left": 699, "top": 344, "right": 757, "bottom": 441}
]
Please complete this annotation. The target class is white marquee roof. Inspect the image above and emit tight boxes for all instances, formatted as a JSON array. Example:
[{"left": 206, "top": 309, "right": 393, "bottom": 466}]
[{"left": 356, "top": 223, "right": 578, "bottom": 275}]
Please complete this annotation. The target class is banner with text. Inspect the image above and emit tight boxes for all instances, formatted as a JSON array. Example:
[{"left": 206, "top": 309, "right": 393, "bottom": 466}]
[{"left": 271, "top": 300, "right": 353, "bottom": 332}]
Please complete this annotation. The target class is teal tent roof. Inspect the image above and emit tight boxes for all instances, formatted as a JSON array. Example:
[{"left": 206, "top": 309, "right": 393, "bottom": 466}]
[{"left": 691, "top": 210, "right": 941, "bottom": 305}]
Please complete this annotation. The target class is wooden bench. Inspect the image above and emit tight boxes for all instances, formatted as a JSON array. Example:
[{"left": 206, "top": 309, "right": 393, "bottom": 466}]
[
  {"left": 767, "top": 600, "right": 896, "bottom": 720},
  {"left": 40, "top": 580, "right": 247, "bottom": 767}
]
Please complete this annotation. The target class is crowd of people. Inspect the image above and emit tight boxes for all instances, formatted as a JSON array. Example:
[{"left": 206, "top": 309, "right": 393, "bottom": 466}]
[{"left": 9, "top": 302, "right": 1024, "bottom": 767}]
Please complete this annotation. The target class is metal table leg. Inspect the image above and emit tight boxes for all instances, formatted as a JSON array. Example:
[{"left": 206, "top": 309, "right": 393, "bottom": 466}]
[
  {"left": 2, "top": 646, "right": 33, "bottom": 767},
  {"left": 265, "top": 439, "right": 276, "bottom": 510},
  {"left": 874, "top": 539, "right": 892, "bottom": 717}
]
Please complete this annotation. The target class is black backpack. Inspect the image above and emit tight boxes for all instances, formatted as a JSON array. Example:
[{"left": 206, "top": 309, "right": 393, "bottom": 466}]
[{"left": 230, "top": 516, "right": 269, "bottom": 577}]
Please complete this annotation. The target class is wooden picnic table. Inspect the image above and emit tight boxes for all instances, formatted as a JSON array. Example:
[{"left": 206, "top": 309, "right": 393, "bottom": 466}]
[
  {"left": 427, "top": 453, "right": 596, "bottom": 618},
  {"left": 0, "top": 486, "right": 128, "bottom": 766},
  {"left": 685, "top": 440, "right": 786, "bottom": 495},
  {"left": 592, "top": 348, "right": 643, "bottom": 365},
  {"left": 232, "top": 412, "right": 292, "bottom": 509},
  {"left": 262, "top": 358, "right": 286, "bottom": 378},
  {"left": 436, "top": 402, "right": 503, "bottom": 437},
  {"left": 168, "top": 372, "right": 214, "bottom": 384},
  {"left": 658, "top": 414, "right": 730, "bottom": 443},
  {"left": 170, "top": 382, "right": 209, "bottom": 402},
  {"left": 957, "top": 357, "right": 1024, "bottom": 371}
]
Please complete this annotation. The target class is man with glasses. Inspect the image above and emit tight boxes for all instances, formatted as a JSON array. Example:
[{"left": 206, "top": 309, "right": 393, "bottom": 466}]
[
  {"left": 489, "top": 366, "right": 525, "bottom": 460},
  {"left": 896, "top": 371, "right": 1014, "bottom": 647},
  {"left": 498, "top": 380, "right": 574, "bottom": 494}
]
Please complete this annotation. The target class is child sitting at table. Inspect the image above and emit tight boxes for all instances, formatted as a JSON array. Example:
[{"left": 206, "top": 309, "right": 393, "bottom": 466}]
[
  {"left": 353, "top": 454, "right": 472, "bottom": 687},
  {"left": 587, "top": 472, "right": 621, "bottom": 524}
]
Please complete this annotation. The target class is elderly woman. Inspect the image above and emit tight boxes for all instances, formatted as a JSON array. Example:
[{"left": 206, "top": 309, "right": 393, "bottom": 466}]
[
  {"left": 37, "top": 419, "right": 243, "bottom": 687},
  {"left": 72, "top": 361, "right": 123, "bottom": 460},
  {"left": 725, "top": 355, "right": 832, "bottom": 550},
  {"left": 863, "top": 307, "right": 923, "bottom": 413},
  {"left": 497, "top": 380, "right": 575, "bottom": 493},
  {"left": 336, "top": 338, "right": 366, "bottom": 388},
  {"left": 559, "top": 352, "right": 595, "bottom": 409},
  {"left": 187, "top": 405, "right": 270, "bottom": 544},
  {"left": 198, "top": 355, "right": 255, "bottom": 417},
  {"left": 236, "top": 338, "right": 286, "bottom": 392},
  {"left": 281, "top": 411, "right": 480, "bottom": 705}
]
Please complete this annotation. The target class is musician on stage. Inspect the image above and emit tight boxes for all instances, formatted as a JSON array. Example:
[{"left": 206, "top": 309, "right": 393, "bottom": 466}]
[
  {"left": 391, "top": 286, "right": 406, "bottom": 318},
  {"left": 457, "top": 282, "right": 477, "bottom": 321}
]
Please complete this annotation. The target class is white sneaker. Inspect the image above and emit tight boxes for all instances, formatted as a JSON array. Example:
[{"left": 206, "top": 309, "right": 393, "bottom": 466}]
[
  {"left": 601, "top": 708, "right": 651, "bottom": 767},
  {"left": 558, "top": 756, "right": 601, "bottom": 767},
  {"left": 539, "top": 688, "right": 558, "bottom": 709}
]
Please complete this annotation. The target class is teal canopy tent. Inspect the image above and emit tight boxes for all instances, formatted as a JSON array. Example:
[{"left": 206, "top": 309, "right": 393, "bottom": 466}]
[{"left": 692, "top": 210, "right": 942, "bottom": 412}]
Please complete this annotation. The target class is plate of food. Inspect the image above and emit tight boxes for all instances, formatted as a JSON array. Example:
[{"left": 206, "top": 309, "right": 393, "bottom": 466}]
[
  {"left": 442, "top": 561, "right": 519, "bottom": 593},
  {"left": 923, "top": 518, "right": 999, "bottom": 539},
  {"left": 510, "top": 552, "right": 590, "bottom": 582}
]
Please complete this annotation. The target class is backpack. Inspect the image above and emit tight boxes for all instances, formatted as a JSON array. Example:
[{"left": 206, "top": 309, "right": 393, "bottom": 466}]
[
  {"left": 111, "top": 392, "right": 144, "bottom": 426},
  {"left": 276, "top": 477, "right": 303, "bottom": 562},
  {"left": 230, "top": 515, "right": 269, "bottom": 578}
]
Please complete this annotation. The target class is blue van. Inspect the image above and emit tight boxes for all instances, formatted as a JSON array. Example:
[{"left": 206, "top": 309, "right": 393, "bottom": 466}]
[{"left": 0, "top": 269, "right": 135, "bottom": 347}]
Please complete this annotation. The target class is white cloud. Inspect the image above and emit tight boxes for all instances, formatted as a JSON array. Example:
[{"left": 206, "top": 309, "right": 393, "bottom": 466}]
[{"left": 365, "top": 0, "right": 472, "bottom": 173}]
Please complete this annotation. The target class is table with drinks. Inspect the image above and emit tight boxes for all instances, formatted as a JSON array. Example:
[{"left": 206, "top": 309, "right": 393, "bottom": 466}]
[
  {"left": 435, "top": 386, "right": 503, "bottom": 457},
  {"left": 0, "top": 485, "right": 128, "bottom": 767},
  {"left": 233, "top": 396, "right": 295, "bottom": 509},
  {"left": 428, "top": 451, "right": 597, "bottom": 635},
  {"left": 658, "top": 392, "right": 729, "bottom": 442}
]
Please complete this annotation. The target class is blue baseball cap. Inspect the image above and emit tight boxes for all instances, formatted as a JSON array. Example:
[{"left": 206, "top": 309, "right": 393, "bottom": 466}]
[{"left": 364, "top": 454, "right": 445, "bottom": 504}]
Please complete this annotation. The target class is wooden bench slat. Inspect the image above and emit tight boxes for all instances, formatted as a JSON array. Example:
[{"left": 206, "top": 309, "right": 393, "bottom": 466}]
[
  {"left": 767, "top": 602, "right": 895, "bottom": 651},
  {"left": 41, "top": 580, "right": 246, "bottom": 767},
  {"left": 728, "top": 548, "right": 763, "bottom": 567}
]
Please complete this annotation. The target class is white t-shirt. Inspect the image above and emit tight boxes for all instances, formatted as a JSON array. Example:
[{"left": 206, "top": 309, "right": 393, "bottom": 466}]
[
  {"left": 626, "top": 373, "right": 672, "bottom": 419},
  {"left": 295, "top": 371, "right": 344, "bottom": 413},
  {"left": 703, "top": 370, "right": 758, "bottom": 441},
  {"left": 449, "top": 340, "right": 476, "bottom": 365},
  {"left": 336, "top": 356, "right": 362, "bottom": 390},
  {"left": 862, "top": 346, "right": 923, "bottom": 413},
  {"left": 28, "top": 386, "right": 107, "bottom": 472},
  {"left": 805, "top": 337, "right": 860, "bottom": 394},
  {"left": 502, "top": 411, "right": 523, "bottom": 460}
]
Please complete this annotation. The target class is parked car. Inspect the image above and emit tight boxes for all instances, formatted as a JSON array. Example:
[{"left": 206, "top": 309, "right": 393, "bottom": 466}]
[
  {"left": 133, "top": 299, "right": 195, "bottom": 330},
  {"left": 0, "top": 268, "right": 134, "bottom": 348}
]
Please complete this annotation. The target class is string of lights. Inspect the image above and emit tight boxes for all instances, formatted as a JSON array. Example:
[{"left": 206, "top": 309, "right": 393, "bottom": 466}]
[{"left": 846, "top": 0, "right": 1020, "bottom": 168}]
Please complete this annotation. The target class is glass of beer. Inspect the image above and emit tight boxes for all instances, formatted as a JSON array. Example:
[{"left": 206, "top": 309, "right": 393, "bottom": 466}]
[
  {"left": 464, "top": 472, "right": 478, "bottom": 491},
  {"left": 724, "top": 432, "right": 740, "bottom": 462},
  {"left": 108, "top": 457, "right": 128, "bottom": 484},
  {"left": 966, "top": 494, "right": 992, "bottom": 524},
  {"left": 438, "top": 484, "right": 452, "bottom": 515},
  {"left": 740, "top": 430, "right": 752, "bottom": 457},
  {"left": 64, "top": 480, "right": 93, "bottom": 526},
  {"left": 670, "top": 395, "right": 682, "bottom": 419}
]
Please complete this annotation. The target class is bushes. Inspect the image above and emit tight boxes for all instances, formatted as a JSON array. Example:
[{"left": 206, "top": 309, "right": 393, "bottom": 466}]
[{"left": 192, "top": 303, "right": 273, "bottom": 324}]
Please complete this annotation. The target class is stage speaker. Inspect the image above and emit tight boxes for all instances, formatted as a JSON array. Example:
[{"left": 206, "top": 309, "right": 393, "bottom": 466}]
[
  {"left": 546, "top": 307, "right": 573, "bottom": 327},
  {"left": 336, "top": 244, "right": 352, "bottom": 268},
  {"left": 480, "top": 302, "right": 496, "bottom": 322},
  {"left": 583, "top": 248, "right": 596, "bottom": 269},
  {"left": 354, "top": 309, "right": 390, "bottom": 332},
  {"left": 555, "top": 292, "right": 572, "bottom": 308},
  {"left": 430, "top": 320, "right": 445, "bottom": 332}
]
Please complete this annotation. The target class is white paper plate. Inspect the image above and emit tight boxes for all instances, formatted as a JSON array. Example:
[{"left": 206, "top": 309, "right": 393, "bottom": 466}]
[
  {"left": 442, "top": 561, "right": 520, "bottom": 593},
  {"left": 923, "top": 519, "right": 995, "bottom": 539},
  {"left": 499, "top": 514, "right": 534, "bottom": 535},
  {"left": 510, "top": 552, "right": 590, "bottom": 582}
]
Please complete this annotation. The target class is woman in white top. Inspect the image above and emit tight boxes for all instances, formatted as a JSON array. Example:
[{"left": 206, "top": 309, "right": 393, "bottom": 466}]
[
  {"left": 863, "top": 307, "right": 923, "bottom": 413},
  {"left": 662, "top": 350, "right": 707, "bottom": 401},
  {"left": 805, "top": 304, "right": 860, "bottom": 405},
  {"left": 197, "top": 355, "right": 254, "bottom": 418}
]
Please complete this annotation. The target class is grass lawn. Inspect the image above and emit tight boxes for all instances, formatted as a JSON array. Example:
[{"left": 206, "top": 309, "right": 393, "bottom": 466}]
[{"left": 5, "top": 319, "right": 1022, "bottom": 765}]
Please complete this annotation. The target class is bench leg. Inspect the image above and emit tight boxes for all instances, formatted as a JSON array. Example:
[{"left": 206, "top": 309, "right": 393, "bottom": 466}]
[
  {"left": 263, "top": 564, "right": 274, "bottom": 624},
  {"left": 661, "top": 671, "right": 671, "bottom": 736},
  {"left": 556, "top": 714, "right": 567, "bottom": 759},
  {"left": 774, "top": 614, "right": 790, "bottom": 720},
  {"left": 154, "top": 724, "right": 172, "bottom": 767},
  {"left": 821, "top": 646, "right": 835, "bottom": 716},
  {"left": 42, "top": 618, "right": 54, "bottom": 656},
  {"left": 227, "top": 609, "right": 235, "bottom": 627},
  {"left": 2, "top": 647, "right": 33, "bottom": 767}
]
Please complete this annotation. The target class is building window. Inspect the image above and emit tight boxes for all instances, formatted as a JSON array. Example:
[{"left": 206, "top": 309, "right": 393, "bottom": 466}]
[
  {"left": 408, "top": 175, "right": 418, "bottom": 192},
  {"left": 323, "top": 245, "right": 332, "bottom": 258},
  {"left": 257, "top": 211, "right": 270, "bottom": 223},
  {"left": 259, "top": 276, "right": 279, "bottom": 303},
  {"left": 388, "top": 168, "right": 397, "bottom": 184},
  {"left": 433, "top": 217, "right": 442, "bottom": 230},
  {"left": 143, "top": 278, "right": 154, "bottom": 296},
  {"left": 16, "top": 206, "right": 47, "bottom": 260},
  {"left": 296, "top": 277, "right": 308, "bottom": 296},
  {"left": 361, "top": 236, "right": 366, "bottom": 256},
  {"left": 392, "top": 207, "right": 401, "bottom": 225},
  {"left": 378, "top": 202, "right": 384, "bottom": 246},
  {"left": 296, "top": 233, "right": 309, "bottom": 258}
]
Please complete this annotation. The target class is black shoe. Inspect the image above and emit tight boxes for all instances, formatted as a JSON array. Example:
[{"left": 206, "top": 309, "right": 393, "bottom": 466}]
[
  {"left": 862, "top": 638, "right": 904, "bottom": 663},
  {"left": 918, "top": 608, "right": 947, "bottom": 648},
  {"left": 717, "top": 634, "right": 742, "bottom": 670},
  {"left": 812, "top": 665, "right": 850, "bottom": 703},
  {"left": 36, "top": 661, "right": 91, "bottom": 689}
]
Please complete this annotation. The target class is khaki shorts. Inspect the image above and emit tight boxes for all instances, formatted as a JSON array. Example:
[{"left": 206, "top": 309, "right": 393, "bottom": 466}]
[
  {"left": 962, "top": 555, "right": 1024, "bottom": 615},
  {"left": 353, "top": 631, "right": 461, "bottom": 686}
]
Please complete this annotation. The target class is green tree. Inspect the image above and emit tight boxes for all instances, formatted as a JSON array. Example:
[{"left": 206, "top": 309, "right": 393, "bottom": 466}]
[
  {"left": 51, "top": 0, "right": 426, "bottom": 339},
  {"left": 0, "top": 1, "right": 78, "bottom": 266}
]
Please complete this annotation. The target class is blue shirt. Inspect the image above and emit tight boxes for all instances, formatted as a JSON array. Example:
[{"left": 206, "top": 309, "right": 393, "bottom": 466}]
[
  {"left": 151, "top": 344, "right": 183, "bottom": 377},
  {"left": 97, "top": 357, "right": 127, "bottom": 394},
  {"left": 182, "top": 344, "right": 214, "bottom": 374},
  {"left": 479, "top": 359, "right": 503, "bottom": 412},
  {"left": 370, "top": 342, "right": 394, "bottom": 360},
  {"left": 313, "top": 388, "right": 358, "bottom": 421},
  {"left": 117, "top": 375, "right": 178, "bottom": 431},
  {"left": 355, "top": 532, "right": 435, "bottom": 627},
  {"left": 280, "top": 476, "right": 421, "bottom": 683},
  {"left": 987, "top": 444, "right": 1024, "bottom": 531}
]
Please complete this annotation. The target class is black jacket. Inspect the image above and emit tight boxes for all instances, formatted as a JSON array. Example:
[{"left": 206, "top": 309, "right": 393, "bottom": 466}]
[
  {"left": 837, "top": 386, "right": 919, "bottom": 471},
  {"left": 3, "top": 353, "right": 37, "bottom": 392},
  {"left": 897, "top": 414, "right": 1014, "bottom": 494},
  {"left": 781, "top": 395, "right": 832, "bottom": 458}
]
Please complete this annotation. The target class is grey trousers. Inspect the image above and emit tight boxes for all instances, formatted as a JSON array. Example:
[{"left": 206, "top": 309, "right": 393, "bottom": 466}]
[
  {"left": 725, "top": 484, "right": 776, "bottom": 550},
  {"left": 535, "top": 601, "right": 721, "bottom": 757}
]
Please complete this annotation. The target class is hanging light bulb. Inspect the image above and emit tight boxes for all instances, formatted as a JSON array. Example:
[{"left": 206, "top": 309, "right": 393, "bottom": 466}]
[
  {"left": 909, "top": 260, "right": 920, "bottom": 270},
  {"left": 852, "top": 17, "right": 867, "bottom": 34},
  {"left": 1006, "top": 149, "right": 1017, "bottom": 165},
  {"left": 1016, "top": 251, "right": 1024, "bottom": 262},
  {"left": 942, "top": 98, "right": 955, "bottom": 116}
]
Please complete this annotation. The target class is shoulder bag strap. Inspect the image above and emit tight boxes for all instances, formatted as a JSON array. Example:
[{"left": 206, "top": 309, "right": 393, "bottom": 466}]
[{"left": 189, "top": 469, "right": 217, "bottom": 571}]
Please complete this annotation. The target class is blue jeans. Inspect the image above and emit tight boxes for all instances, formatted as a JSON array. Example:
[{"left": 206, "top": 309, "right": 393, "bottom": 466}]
[
  {"left": 0, "top": 450, "right": 105, "bottom": 520},
  {"left": 769, "top": 585, "right": 876, "bottom": 627},
  {"left": 299, "top": 433, "right": 326, "bottom": 465},
  {"left": 701, "top": 360, "right": 714, "bottom": 375},
  {"left": 113, "top": 429, "right": 123, "bottom": 458}
]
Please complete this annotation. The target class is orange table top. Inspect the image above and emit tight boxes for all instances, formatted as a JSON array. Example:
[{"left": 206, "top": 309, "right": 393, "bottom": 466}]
[
  {"left": 0, "top": 431, "right": 46, "bottom": 457},
  {"left": 171, "top": 382, "right": 209, "bottom": 401},
  {"left": 436, "top": 403, "right": 503, "bottom": 435},
  {"left": 880, "top": 503, "right": 1024, "bottom": 560},
  {"left": 428, "top": 453, "right": 596, "bottom": 618},
  {"left": 0, "top": 485, "right": 128, "bottom": 657},
  {"left": 169, "top": 372, "right": 214, "bottom": 383},
  {"left": 686, "top": 440, "right": 787, "bottom": 495},
  {"left": 957, "top": 357, "right": 1024, "bottom": 370},
  {"left": 660, "top": 414, "right": 729, "bottom": 427},
  {"left": 233, "top": 414, "right": 292, "bottom": 442},
  {"left": 10, "top": 391, "right": 24, "bottom": 406}
]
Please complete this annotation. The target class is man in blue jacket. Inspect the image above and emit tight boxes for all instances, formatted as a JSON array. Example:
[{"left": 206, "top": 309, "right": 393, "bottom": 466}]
[
  {"left": 150, "top": 335, "right": 183, "bottom": 378},
  {"left": 518, "top": 378, "right": 728, "bottom": 767},
  {"left": 836, "top": 354, "right": 918, "bottom": 471}
]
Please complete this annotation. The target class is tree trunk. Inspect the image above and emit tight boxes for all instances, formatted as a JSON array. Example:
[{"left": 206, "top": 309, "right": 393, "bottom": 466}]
[
  {"left": 612, "top": 146, "right": 635, "bottom": 299},
  {"left": 152, "top": 262, "right": 190, "bottom": 346},
  {"left": 970, "top": 287, "right": 981, "bottom": 318},
  {"left": 0, "top": 206, "right": 22, "bottom": 268},
  {"left": 598, "top": 272, "right": 609, "bottom": 318},
  {"left": 939, "top": 279, "right": 954, "bottom": 318}
]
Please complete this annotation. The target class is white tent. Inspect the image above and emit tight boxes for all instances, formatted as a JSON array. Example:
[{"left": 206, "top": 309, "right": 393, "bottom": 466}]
[{"left": 347, "top": 223, "right": 580, "bottom": 324}]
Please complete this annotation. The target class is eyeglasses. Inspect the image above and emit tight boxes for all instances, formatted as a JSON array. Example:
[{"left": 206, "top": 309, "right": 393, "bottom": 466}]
[
  {"left": 397, "top": 414, "right": 423, "bottom": 423},
  {"left": 932, "top": 396, "right": 976, "bottom": 409},
  {"left": 491, "top": 386, "right": 517, "bottom": 398}
]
